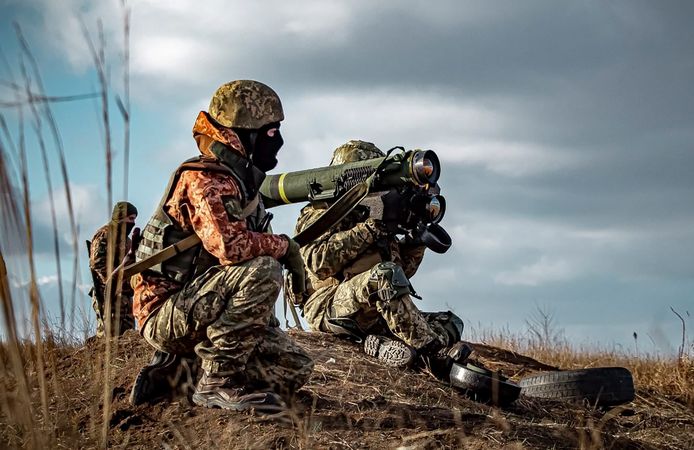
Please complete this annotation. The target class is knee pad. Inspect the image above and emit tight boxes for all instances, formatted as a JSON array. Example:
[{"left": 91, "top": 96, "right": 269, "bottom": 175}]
[{"left": 367, "top": 262, "right": 413, "bottom": 302}]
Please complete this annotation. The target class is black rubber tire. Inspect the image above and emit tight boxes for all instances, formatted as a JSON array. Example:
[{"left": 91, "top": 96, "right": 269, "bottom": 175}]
[
  {"left": 449, "top": 363, "right": 521, "bottom": 406},
  {"left": 519, "top": 367, "right": 635, "bottom": 407}
]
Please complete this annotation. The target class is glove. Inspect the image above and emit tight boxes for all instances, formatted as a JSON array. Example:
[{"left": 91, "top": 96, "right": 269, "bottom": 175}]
[
  {"left": 279, "top": 235, "right": 306, "bottom": 294},
  {"left": 129, "top": 227, "right": 142, "bottom": 255},
  {"left": 403, "top": 224, "right": 428, "bottom": 247}
]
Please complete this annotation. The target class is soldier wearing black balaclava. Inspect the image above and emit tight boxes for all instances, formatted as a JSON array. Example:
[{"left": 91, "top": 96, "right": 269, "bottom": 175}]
[
  {"left": 88, "top": 201, "right": 139, "bottom": 337},
  {"left": 129, "top": 80, "right": 311, "bottom": 414}
]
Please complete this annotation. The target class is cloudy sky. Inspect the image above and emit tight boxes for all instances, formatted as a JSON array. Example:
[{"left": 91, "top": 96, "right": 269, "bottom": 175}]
[{"left": 1, "top": 0, "right": 692, "bottom": 351}]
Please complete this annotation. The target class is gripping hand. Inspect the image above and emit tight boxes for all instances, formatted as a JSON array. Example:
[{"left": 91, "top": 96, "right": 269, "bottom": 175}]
[{"left": 279, "top": 235, "right": 306, "bottom": 294}]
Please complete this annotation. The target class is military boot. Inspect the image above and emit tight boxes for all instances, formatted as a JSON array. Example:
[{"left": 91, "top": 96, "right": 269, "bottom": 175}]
[
  {"left": 325, "top": 317, "right": 366, "bottom": 343},
  {"left": 363, "top": 335, "right": 417, "bottom": 368},
  {"left": 130, "top": 350, "right": 197, "bottom": 406},
  {"left": 192, "top": 371, "right": 286, "bottom": 414}
]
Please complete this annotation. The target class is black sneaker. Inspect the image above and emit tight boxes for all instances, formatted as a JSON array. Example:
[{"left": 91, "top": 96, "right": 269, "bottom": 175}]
[
  {"left": 192, "top": 372, "right": 286, "bottom": 414},
  {"left": 363, "top": 335, "right": 416, "bottom": 368}
]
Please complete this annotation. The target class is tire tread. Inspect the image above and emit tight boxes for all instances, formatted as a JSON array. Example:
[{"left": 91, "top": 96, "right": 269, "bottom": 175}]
[{"left": 519, "top": 367, "right": 634, "bottom": 406}]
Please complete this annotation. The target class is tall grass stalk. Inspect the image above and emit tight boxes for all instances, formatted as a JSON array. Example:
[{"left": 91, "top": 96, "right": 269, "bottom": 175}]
[
  {"left": 84, "top": 20, "right": 116, "bottom": 448},
  {"left": 81, "top": 8, "right": 132, "bottom": 445},
  {"left": 0, "top": 146, "right": 38, "bottom": 447},
  {"left": 18, "top": 102, "right": 51, "bottom": 437},
  {"left": 19, "top": 50, "right": 66, "bottom": 333},
  {"left": 0, "top": 11, "right": 132, "bottom": 446},
  {"left": 15, "top": 25, "right": 82, "bottom": 333}
]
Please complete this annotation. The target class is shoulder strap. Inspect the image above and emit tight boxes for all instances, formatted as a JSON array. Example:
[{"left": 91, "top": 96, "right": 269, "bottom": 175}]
[
  {"left": 293, "top": 182, "right": 370, "bottom": 247},
  {"left": 124, "top": 234, "right": 201, "bottom": 279},
  {"left": 124, "top": 194, "right": 261, "bottom": 279},
  {"left": 242, "top": 194, "right": 260, "bottom": 218},
  {"left": 182, "top": 155, "right": 252, "bottom": 202}
]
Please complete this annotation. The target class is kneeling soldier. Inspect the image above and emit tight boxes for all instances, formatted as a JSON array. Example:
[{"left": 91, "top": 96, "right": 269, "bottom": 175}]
[
  {"left": 130, "top": 80, "right": 313, "bottom": 412},
  {"left": 295, "top": 140, "right": 469, "bottom": 378}
]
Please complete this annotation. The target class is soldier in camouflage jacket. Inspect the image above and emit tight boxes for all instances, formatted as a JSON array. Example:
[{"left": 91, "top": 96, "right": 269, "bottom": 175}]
[
  {"left": 295, "top": 140, "right": 467, "bottom": 375},
  {"left": 130, "top": 81, "right": 312, "bottom": 413},
  {"left": 88, "top": 201, "right": 138, "bottom": 337}
]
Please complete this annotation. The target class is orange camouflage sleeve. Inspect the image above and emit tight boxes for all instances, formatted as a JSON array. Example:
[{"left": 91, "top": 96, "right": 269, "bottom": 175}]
[{"left": 168, "top": 170, "right": 288, "bottom": 265}]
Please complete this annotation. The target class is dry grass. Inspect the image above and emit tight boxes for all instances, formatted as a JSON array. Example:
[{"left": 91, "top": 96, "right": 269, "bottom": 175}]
[
  {"left": 473, "top": 327, "right": 694, "bottom": 408},
  {"left": 1, "top": 7, "right": 132, "bottom": 449},
  {"left": 1, "top": 329, "right": 693, "bottom": 449}
]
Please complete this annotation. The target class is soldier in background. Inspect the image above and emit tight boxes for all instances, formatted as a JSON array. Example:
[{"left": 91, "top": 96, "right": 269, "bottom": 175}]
[
  {"left": 88, "top": 201, "right": 138, "bottom": 337},
  {"left": 130, "top": 80, "right": 312, "bottom": 413},
  {"left": 294, "top": 140, "right": 469, "bottom": 379}
]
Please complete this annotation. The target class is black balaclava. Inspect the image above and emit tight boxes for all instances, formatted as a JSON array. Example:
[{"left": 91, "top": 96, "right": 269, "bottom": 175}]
[
  {"left": 234, "top": 121, "right": 283, "bottom": 172},
  {"left": 125, "top": 222, "right": 136, "bottom": 235},
  {"left": 111, "top": 201, "right": 137, "bottom": 235}
]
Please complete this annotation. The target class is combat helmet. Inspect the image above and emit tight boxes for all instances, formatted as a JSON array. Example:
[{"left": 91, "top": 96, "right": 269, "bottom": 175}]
[
  {"left": 329, "top": 140, "right": 385, "bottom": 166},
  {"left": 208, "top": 80, "right": 284, "bottom": 130}
]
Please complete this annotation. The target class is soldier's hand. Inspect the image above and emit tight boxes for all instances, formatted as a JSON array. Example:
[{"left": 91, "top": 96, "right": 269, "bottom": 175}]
[
  {"left": 279, "top": 235, "right": 306, "bottom": 294},
  {"left": 403, "top": 224, "right": 428, "bottom": 247},
  {"left": 130, "top": 227, "right": 142, "bottom": 252}
]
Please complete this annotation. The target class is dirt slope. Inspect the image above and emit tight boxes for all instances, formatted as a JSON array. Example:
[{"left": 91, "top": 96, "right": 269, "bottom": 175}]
[{"left": 5, "top": 329, "right": 694, "bottom": 449}]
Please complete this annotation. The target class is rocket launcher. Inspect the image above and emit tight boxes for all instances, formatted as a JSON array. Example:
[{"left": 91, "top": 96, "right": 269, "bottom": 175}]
[{"left": 260, "top": 147, "right": 451, "bottom": 253}]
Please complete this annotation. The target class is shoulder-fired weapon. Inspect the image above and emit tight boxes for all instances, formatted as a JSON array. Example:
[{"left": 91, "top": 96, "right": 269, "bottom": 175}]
[{"left": 260, "top": 147, "right": 451, "bottom": 253}]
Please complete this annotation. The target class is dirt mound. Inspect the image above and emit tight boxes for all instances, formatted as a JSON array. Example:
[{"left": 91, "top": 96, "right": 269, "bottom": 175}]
[{"left": 5, "top": 329, "right": 693, "bottom": 449}]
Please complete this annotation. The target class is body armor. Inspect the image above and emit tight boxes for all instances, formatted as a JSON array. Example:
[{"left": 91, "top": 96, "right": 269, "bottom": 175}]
[{"left": 136, "top": 150, "right": 270, "bottom": 283}]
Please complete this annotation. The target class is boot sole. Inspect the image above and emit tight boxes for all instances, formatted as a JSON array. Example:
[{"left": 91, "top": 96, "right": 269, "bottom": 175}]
[
  {"left": 192, "top": 391, "right": 286, "bottom": 414},
  {"left": 192, "top": 392, "right": 252, "bottom": 411},
  {"left": 364, "top": 335, "right": 415, "bottom": 368}
]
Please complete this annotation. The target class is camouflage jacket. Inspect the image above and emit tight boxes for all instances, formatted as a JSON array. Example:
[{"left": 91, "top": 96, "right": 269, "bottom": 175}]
[
  {"left": 295, "top": 204, "right": 426, "bottom": 312},
  {"left": 132, "top": 154, "right": 288, "bottom": 330},
  {"left": 89, "top": 223, "right": 134, "bottom": 299}
]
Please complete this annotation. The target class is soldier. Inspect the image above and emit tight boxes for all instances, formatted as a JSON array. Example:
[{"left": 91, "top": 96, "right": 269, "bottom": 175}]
[
  {"left": 294, "top": 140, "right": 469, "bottom": 379},
  {"left": 130, "top": 80, "right": 313, "bottom": 413},
  {"left": 88, "top": 201, "right": 138, "bottom": 337}
]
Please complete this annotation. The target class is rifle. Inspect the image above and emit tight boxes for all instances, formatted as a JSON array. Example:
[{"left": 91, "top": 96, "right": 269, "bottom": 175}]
[{"left": 260, "top": 147, "right": 451, "bottom": 253}]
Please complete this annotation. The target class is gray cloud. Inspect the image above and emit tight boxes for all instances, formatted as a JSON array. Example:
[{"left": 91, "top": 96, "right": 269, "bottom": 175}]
[{"left": 3, "top": 0, "right": 693, "bottom": 349}]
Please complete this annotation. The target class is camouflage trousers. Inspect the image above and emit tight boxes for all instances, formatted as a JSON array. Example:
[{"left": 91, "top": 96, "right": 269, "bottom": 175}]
[
  {"left": 143, "top": 256, "right": 313, "bottom": 395},
  {"left": 91, "top": 292, "right": 135, "bottom": 338},
  {"left": 307, "top": 268, "right": 460, "bottom": 351}
]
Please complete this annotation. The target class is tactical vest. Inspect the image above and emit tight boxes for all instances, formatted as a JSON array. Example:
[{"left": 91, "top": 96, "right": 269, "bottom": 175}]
[{"left": 136, "top": 149, "right": 270, "bottom": 283}]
